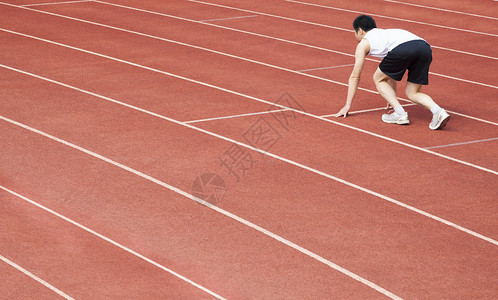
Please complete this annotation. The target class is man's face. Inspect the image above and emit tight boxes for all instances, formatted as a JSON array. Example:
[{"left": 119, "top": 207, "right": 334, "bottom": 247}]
[{"left": 354, "top": 29, "right": 364, "bottom": 42}]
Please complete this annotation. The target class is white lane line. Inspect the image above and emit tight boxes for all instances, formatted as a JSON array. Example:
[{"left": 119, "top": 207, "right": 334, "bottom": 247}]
[
  {"left": 187, "top": 0, "right": 498, "bottom": 60},
  {"left": 187, "top": 0, "right": 349, "bottom": 32},
  {"left": 0, "top": 127, "right": 402, "bottom": 300},
  {"left": 0, "top": 2, "right": 355, "bottom": 90},
  {"left": 429, "top": 45, "right": 497, "bottom": 61},
  {"left": 321, "top": 103, "right": 416, "bottom": 117},
  {"left": 90, "top": 1, "right": 498, "bottom": 86},
  {"left": 0, "top": 254, "right": 75, "bottom": 299},
  {"left": 82, "top": 2, "right": 498, "bottom": 127},
  {"left": 200, "top": 14, "right": 259, "bottom": 22},
  {"left": 298, "top": 64, "right": 355, "bottom": 72},
  {"left": 94, "top": 0, "right": 370, "bottom": 57},
  {"left": 2, "top": 64, "right": 497, "bottom": 249},
  {"left": 109, "top": 0, "right": 498, "bottom": 64},
  {"left": 21, "top": 0, "right": 93, "bottom": 7},
  {"left": 184, "top": 108, "right": 289, "bottom": 124},
  {"left": 443, "top": 110, "right": 497, "bottom": 126},
  {"left": 383, "top": 0, "right": 498, "bottom": 21},
  {"left": 0, "top": 186, "right": 226, "bottom": 300},
  {"left": 2, "top": 2, "right": 361, "bottom": 88},
  {"left": 1, "top": 31, "right": 496, "bottom": 175},
  {"left": 425, "top": 137, "right": 498, "bottom": 150},
  {"left": 285, "top": 0, "right": 498, "bottom": 37},
  {"left": 428, "top": 71, "right": 498, "bottom": 89}
]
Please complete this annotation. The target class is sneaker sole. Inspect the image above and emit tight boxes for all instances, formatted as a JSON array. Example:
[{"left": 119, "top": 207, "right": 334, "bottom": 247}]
[
  {"left": 382, "top": 118, "right": 410, "bottom": 125},
  {"left": 437, "top": 115, "right": 450, "bottom": 130},
  {"left": 430, "top": 113, "right": 451, "bottom": 130}
]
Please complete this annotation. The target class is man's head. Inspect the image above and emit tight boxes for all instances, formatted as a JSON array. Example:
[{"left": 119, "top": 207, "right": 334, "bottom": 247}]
[{"left": 353, "top": 15, "right": 376, "bottom": 41}]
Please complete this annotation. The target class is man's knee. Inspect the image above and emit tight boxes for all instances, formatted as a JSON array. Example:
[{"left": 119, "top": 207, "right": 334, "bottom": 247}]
[
  {"left": 373, "top": 68, "right": 390, "bottom": 84},
  {"left": 373, "top": 72, "right": 385, "bottom": 87},
  {"left": 405, "top": 84, "right": 420, "bottom": 100}
]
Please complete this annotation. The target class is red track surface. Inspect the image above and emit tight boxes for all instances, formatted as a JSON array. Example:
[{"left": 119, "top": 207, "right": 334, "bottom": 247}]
[{"left": 1, "top": 0, "right": 497, "bottom": 299}]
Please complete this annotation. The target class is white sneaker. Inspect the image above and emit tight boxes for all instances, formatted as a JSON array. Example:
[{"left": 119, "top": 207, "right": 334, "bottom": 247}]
[
  {"left": 429, "top": 109, "right": 450, "bottom": 130},
  {"left": 382, "top": 111, "right": 410, "bottom": 125}
]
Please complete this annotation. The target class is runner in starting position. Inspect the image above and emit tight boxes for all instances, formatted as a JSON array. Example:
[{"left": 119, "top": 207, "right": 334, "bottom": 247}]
[{"left": 334, "top": 15, "right": 450, "bottom": 130}]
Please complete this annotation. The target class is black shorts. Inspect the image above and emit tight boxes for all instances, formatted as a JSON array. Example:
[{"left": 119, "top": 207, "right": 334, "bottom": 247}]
[{"left": 379, "top": 40, "right": 432, "bottom": 85}]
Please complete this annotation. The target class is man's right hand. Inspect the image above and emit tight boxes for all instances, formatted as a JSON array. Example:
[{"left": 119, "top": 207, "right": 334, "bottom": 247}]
[{"left": 333, "top": 104, "right": 351, "bottom": 118}]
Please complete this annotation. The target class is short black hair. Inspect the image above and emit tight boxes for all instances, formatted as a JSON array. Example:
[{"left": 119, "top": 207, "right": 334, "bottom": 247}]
[{"left": 353, "top": 15, "right": 376, "bottom": 32}]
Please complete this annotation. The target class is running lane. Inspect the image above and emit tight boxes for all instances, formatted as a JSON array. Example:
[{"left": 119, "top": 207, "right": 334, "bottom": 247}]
[
  {"left": 379, "top": 0, "right": 498, "bottom": 16},
  {"left": 0, "top": 2, "right": 496, "bottom": 166},
  {"left": 1, "top": 2, "right": 497, "bottom": 298},
  {"left": 282, "top": 0, "right": 497, "bottom": 34},
  {"left": 181, "top": 0, "right": 498, "bottom": 58},
  {"left": 1, "top": 52, "right": 497, "bottom": 298},
  {"left": 0, "top": 189, "right": 217, "bottom": 299},
  {"left": 1, "top": 2, "right": 496, "bottom": 230},
  {"left": 2, "top": 119, "right": 391, "bottom": 299},
  {"left": 37, "top": 0, "right": 497, "bottom": 91},
  {"left": 0, "top": 257, "right": 66, "bottom": 299},
  {"left": 23, "top": 0, "right": 497, "bottom": 132}
]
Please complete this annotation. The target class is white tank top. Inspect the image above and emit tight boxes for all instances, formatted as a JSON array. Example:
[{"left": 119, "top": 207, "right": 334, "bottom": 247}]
[{"left": 363, "top": 28, "right": 424, "bottom": 58}]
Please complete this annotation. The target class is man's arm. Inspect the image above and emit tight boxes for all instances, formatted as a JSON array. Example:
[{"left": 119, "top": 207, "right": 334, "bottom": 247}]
[{"left": 334, "top": 39, "right": 369, "bottom": 118}]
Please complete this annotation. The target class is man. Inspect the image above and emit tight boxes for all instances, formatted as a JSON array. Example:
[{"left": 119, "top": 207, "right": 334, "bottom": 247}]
[{"left": 334, "top": 15, "right": 450, "bottom": 130}]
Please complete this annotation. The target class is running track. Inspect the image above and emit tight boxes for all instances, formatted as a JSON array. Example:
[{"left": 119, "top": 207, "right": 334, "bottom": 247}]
[{"left": 1, "top": 0, "right": 497, "bottom": 299}]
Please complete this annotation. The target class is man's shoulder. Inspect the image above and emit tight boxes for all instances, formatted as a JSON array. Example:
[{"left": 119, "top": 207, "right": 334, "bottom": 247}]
[{"left": 356, "top": 38, "right": 370, "bottom": 54}]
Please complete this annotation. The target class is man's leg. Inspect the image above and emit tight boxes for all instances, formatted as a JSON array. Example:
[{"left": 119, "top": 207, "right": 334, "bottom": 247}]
[
  {"left": 404, "top": 81, "right": 436, "bottom": 109},
  {"left": 385, "top": 78, "right": 397, "bottom": 109},
  {"left": 373, "top": 67, "right": 401, "bottom": 108},
  {"left": 405, "top": 81, "right": 450, "bottom": 130},
  {"left": 373, "top": 68, "right": 409, "bottom": 124}
]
